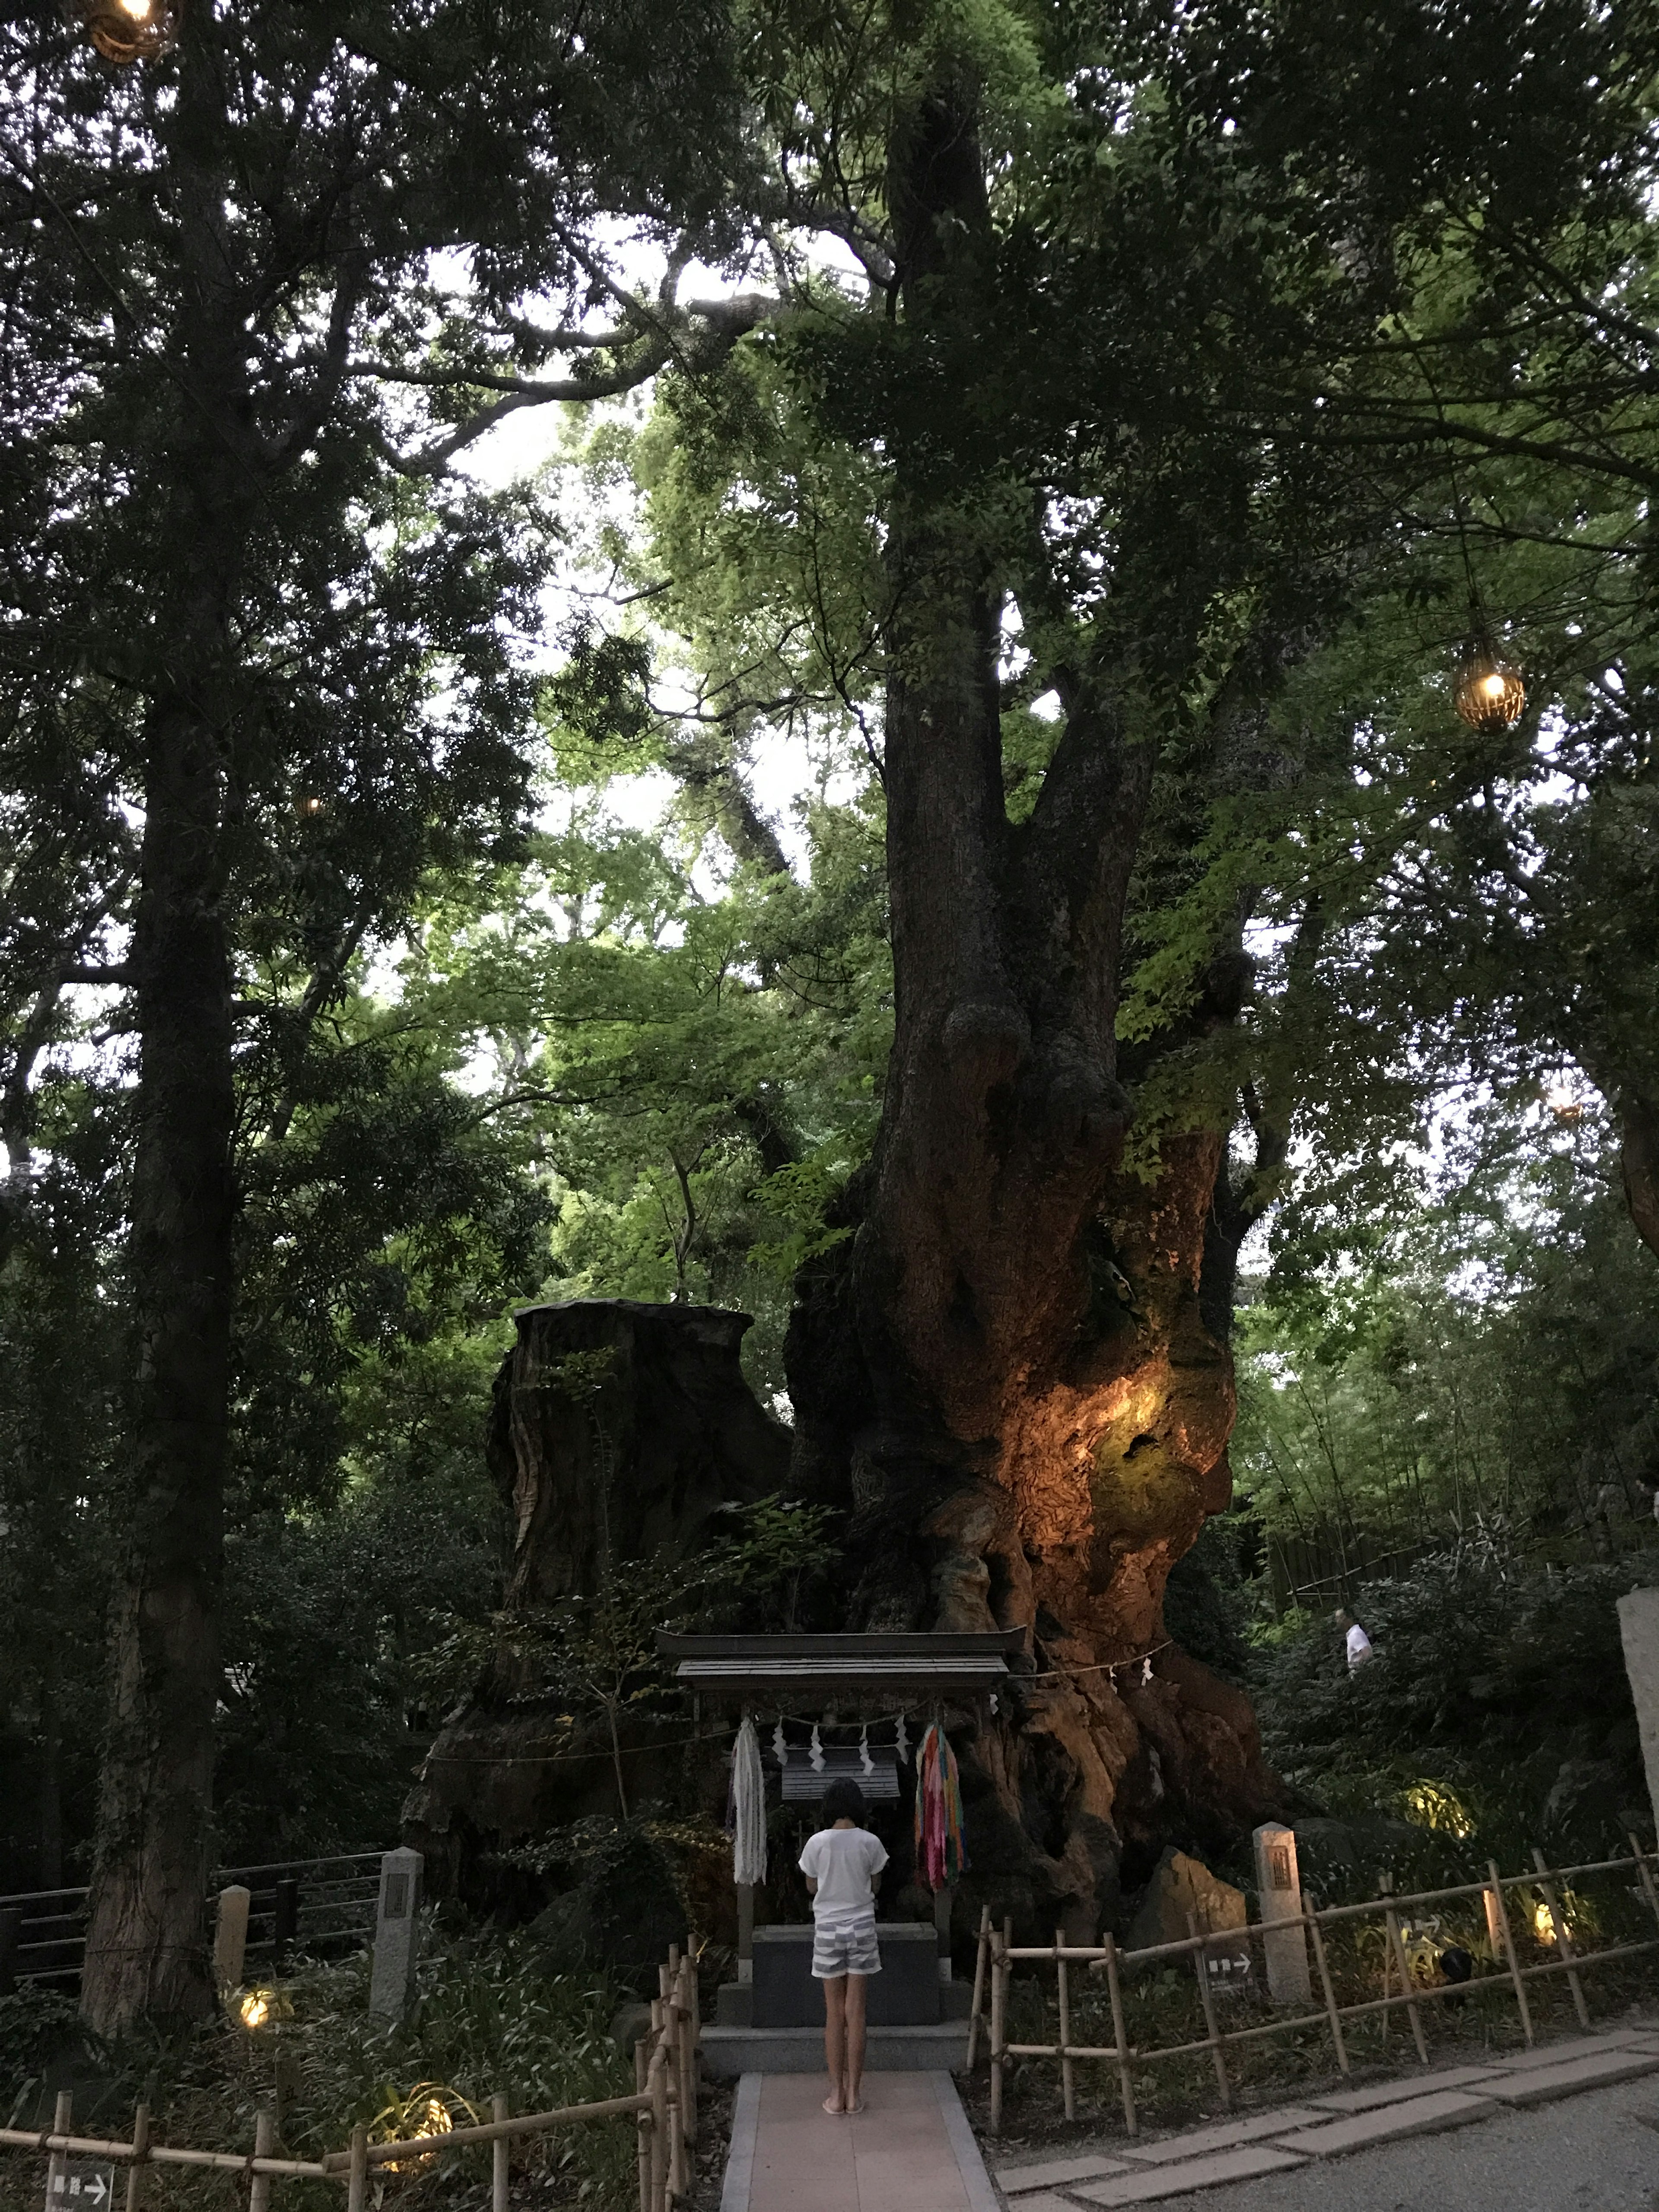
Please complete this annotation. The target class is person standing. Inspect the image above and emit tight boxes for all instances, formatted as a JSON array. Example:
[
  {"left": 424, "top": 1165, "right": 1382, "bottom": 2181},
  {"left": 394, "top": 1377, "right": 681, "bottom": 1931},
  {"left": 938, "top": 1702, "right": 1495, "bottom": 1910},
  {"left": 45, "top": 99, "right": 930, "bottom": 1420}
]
[{"left": 799, "top": 1777, "right": 887, "bottom": 2115}]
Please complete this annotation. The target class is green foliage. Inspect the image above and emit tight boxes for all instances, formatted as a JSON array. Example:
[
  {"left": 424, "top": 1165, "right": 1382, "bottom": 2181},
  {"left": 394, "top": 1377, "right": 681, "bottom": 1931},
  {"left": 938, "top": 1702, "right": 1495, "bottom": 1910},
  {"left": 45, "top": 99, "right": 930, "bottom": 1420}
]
[
  {"left": 1234, "top": 1147, "right": 1659, "bottom": 1559},
  {"left": 25, "top": 1937, "right": 640, "bottom": 2212},
  {"left": 1251, "top": 1545, "right": 1654, "bottom": 1871}
]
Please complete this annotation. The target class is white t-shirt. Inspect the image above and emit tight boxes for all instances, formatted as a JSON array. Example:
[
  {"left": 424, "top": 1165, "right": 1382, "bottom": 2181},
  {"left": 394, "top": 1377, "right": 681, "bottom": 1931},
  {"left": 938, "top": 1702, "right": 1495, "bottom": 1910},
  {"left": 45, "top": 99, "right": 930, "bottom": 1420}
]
[
  {"left": 799, "top": 1825, "right": 887, "bottom": 1920},
  {"left": 1346, "top": 1624, "right": 1374, "bottom": 1669}
]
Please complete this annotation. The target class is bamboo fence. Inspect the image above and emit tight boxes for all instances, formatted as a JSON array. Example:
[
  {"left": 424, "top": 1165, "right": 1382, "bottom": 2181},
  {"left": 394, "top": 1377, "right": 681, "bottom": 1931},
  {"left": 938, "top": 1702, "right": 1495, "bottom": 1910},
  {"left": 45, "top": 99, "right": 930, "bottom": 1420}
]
[
  {"left": 970, "top": 1835, "right": 1659, "bottom": 2133},
  {"left": 0, "top": 1946, "right": 702, "bottom": 2212}
]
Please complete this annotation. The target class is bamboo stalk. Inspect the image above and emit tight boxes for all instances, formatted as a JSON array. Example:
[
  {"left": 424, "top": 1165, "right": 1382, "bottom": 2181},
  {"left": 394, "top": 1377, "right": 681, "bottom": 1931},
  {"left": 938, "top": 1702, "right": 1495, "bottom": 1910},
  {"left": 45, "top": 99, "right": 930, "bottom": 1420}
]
[
  {"left": 124, "top": 2105, "right": 148, "bottom": 2212},
  {"left": 249, "top": 2110, "right": 275, "bottom": 2212},
  {"left": 1487, "top": 1857, "right": 1534, "bottom": 2047},
  {"left": 966, "top": 1906, "right": 991, "bottom": 2071},
  {"left": 350, "top": 2093, "right": 655, "bottom": 2168},
  {"left": 1531, "top": 1847, "right": 1589, "bottom": 2030},
  {"left": 635, "top": 2040, "right": 650, "bottom": 2212},
  {"left": 47, "top": 2091, "right": 71, "bottom": 2210},
  {"left": 1185, "top": 1913, "right": 1230, "bottom": 2111},
  {"left": 648, "top": 2047, "right": 668, "bottom": 2212},
  {"left": 1382, "top": 1906, "right": 1427, "bottom": 2064},
  {"left": 989, "top": 1920, "right": 1010, "bottom": 2133},
  {"left": 1101, "top": 1933, "right": 1137, "bottom": 2139},
  {"left": 1307, "top": 1909, "right": 1349, "bottom": 2076},
  {"left": 492, "top": 2094, "right": 509, "bottom": 2212},
  {"left": 346, "top": 2126, "right": 368, "bottom": 2212},
  {"left": 1055, "top": 1926, "right": 1075, "bottom": 2120}
]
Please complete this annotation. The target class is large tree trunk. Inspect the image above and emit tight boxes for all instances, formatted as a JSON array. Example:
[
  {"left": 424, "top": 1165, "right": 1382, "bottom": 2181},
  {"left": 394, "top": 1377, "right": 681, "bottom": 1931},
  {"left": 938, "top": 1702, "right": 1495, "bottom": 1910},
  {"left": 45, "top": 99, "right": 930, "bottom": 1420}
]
[
  {"left": 80, "top": 687, "right": 236, "bottom": 2035},
  {"left": 785, "top": 79, "right": 1278, "bottom": 1939},
  {"left": 80, "top": 124, "right": 247, "bottom": 2032}
]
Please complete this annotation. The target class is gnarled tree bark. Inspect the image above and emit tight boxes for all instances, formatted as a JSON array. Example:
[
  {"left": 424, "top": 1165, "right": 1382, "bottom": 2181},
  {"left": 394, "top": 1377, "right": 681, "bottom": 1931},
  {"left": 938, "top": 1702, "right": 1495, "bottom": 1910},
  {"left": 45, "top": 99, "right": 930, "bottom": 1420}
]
[{"left": 784, "top": 78, "right": 1279, "bottom": 1938}]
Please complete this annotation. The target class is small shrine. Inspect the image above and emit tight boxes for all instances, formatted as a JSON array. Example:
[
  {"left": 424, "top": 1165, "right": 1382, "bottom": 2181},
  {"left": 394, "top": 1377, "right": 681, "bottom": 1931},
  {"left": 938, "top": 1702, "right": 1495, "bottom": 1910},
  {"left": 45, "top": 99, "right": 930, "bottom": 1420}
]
[{"left": 656, "top": 1628, "right": 1025, "bottom": 2072}]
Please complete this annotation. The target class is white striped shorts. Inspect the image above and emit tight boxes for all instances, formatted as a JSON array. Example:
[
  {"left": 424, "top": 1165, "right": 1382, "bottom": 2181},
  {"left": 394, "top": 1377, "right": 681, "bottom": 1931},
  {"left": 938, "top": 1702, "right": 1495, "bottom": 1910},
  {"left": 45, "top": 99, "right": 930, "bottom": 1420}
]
[{"left": 811, "top": 1913, "right": 881, "bottom": 1979}]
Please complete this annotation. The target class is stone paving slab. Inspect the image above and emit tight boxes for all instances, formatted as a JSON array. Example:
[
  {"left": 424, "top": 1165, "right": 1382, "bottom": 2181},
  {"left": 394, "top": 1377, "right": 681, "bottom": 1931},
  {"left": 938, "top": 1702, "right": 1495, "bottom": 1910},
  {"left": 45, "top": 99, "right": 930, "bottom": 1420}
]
[
  {"left": 1492, "top": 2031, "right": 1649, "bottom": 2071},
  {"left": 1070, "top": 2147, "right": 1306, "bottom": 2205},
  {"left": 997, "top": 2156, "right": 1134, "bottom": 2193},
  {"left": 1476, "top": 2046, "right": 1659, "bottom": 2105},
  {"left": 1305, "top": 2065, "right": 1503, "bottom": 2112},
  {"left": 1116, "top": 2111, "right": 1325, "bottom": 2164},
  {"left": 1271, "top": 2088, "right": 1493, "bottom": 2157}
]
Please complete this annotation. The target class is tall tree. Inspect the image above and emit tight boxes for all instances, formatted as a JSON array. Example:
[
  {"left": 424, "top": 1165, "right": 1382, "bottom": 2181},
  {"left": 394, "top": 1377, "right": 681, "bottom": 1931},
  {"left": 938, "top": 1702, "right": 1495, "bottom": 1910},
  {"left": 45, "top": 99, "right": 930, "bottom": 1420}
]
[
  {"left": 0, "top": 0, "right": 760, "bottom": 2030},
  {"left": 572, "top": 0, "right": 1659, "bottom": 1913}
]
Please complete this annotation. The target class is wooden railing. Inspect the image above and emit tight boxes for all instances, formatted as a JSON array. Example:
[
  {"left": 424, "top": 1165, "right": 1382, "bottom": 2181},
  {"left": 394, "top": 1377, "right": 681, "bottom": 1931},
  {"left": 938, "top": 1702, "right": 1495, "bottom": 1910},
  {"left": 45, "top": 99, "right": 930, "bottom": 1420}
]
[
  {"left": 970, "top": 1835, "right": 1659, "bottom": 2133},
  {"left": 0, "top": 1944, "right": 702, "bottom": 2212},
  {"left": 0, "top": 1853, "right": 385, "bottom": 1993}
]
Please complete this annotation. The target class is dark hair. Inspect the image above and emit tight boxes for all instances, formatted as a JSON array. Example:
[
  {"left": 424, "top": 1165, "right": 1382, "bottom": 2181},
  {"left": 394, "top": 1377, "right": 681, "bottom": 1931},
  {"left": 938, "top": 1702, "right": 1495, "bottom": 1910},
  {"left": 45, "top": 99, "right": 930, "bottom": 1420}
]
[{"left": 821, "top": 1776, "right": 868, "bottom": 1825}]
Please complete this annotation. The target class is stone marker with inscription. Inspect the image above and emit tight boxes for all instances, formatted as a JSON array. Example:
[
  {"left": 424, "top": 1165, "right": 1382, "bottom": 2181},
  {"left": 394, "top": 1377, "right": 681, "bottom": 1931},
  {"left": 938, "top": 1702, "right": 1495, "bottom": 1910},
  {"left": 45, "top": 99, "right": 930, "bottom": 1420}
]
[
  {"left": 1252, "top": 1822, "right": 1312, "bottom": 2005},
  {"left": 369, "top": 1847, "right": 423, "bottom": 2018}
]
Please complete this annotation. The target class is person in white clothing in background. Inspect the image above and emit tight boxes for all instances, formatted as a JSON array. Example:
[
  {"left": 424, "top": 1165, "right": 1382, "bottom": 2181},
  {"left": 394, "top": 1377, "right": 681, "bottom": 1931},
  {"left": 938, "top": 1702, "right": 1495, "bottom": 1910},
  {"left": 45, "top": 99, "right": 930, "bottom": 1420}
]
[{"left": 799, "top": 1777, "right": 887, "bottom": 2115}]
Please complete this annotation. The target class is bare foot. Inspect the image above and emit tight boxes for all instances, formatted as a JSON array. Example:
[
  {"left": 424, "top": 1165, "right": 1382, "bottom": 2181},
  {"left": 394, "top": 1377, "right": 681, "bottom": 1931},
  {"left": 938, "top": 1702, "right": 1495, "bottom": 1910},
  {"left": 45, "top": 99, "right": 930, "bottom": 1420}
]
[
  {"left": 822, "top": 2095, "right": 845, "bottom": 2115},
  {"left": 844, "top": 2100, "right": 865, "bottom": 2115}
]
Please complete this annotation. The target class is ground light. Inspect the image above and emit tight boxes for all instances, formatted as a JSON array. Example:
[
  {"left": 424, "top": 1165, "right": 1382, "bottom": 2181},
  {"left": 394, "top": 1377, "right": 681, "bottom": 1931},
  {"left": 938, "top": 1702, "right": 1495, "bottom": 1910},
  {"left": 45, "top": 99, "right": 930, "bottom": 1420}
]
[{"left": 74, "top": 0, "right": 181, "bottom": 64}]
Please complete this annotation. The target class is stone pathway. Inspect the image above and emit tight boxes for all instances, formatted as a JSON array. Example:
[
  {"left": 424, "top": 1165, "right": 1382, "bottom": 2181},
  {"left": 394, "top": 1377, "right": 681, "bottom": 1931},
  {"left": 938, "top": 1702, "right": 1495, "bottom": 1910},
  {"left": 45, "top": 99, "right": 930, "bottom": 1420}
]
[
  {"left": 988, "top": 2028, "right": 1659, "bottom": 2207},
  {"left": 721, "top": 2072, "right": 1000, "bottom": 2212}
]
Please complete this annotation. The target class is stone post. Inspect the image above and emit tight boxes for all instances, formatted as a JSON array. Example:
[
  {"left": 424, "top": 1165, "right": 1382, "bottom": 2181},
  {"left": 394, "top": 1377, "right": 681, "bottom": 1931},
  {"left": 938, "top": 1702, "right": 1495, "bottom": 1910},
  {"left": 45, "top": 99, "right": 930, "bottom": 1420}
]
[
  {"left": 369, "top": 1848, "right": 423, "bottom": 2018},
  {"left": 1619, "top": 1589, "right": 1659, "bottom": 1839},
  {"left": 213, "top": 1885, "right": 251, "bottom": 1990},
  {"left": 1252, "top": 1822, "right": 1311, "bottom": 2006}
]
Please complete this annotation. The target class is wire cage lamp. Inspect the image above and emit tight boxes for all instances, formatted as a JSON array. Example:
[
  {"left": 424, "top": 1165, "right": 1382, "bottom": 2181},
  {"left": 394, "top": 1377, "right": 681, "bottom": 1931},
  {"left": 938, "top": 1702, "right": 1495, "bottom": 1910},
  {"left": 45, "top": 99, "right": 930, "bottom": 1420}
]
[
  {"left": 1452, "top": 621, "right": 1526, "bottom": 734},
  {"left": 71, "top": 0, "right": 181, "bottom": 64}
]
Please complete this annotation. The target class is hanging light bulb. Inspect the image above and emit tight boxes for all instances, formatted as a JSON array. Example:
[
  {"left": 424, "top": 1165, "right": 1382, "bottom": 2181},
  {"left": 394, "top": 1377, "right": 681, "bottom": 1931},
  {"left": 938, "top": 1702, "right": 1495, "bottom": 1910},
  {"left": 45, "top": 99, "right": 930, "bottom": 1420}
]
[
  {"left": 1452, "top": 630, "right": 1526, "bottom": 734},
  {"left": 72, "top": 0, "right": 182, "bottom": 65}
]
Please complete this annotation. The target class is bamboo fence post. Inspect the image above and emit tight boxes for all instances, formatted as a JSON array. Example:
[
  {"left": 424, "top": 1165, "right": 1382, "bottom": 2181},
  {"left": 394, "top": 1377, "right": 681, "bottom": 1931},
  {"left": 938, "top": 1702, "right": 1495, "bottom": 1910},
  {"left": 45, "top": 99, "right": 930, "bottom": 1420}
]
[
  {"left": 635, "top": 2041, "right": 651, "bottom": 2212},
  {"left": 966, "top": 1907, "right": 991, "bottom": 2070},
  {"left": 989, "top": 1920, "right": 1010, "bottom": 2133},
  {"left": 48, "top": 2092, "right": 72, "bottom": 2212},
  {"left": 249, "top": 2110, "right": 275, "bottom": 2212},
  {"left": 346, "top": 2125, "right": 369, "bottom": 2212},
  {"left": 648, "top": 2047, "right": 669, "bottom": 2212},
  {"left": 1055, "top": 1928, "right": 1075, "bottom": 2121},
  {"left": 1306, "top": 1909, "right": 1349, "bottom": 2076},
  {"left": 1629, "top": 1835, "right": 1659, "bottom": 1935},
  {"left": 674, "top": 1968, "right": 691, "bottom": 2202},
  {"left": 683, "top": 1946, "right": 700, "bottom": 2149},
  {"left": 1486, "top": 1859, "right": 1535, "bottom": 2047},
  {"left": 124, "top": 2104, "right": 149, "bottom": 2212},
  {"left": 1185, "top": 1914, "right": 1230, "bottom": 2110},
  {"left": 1378, "top": 1878, "right": 1428, "bottom": 2066},
  {"left": 1101, "top": 1933, "right": 1137, "bottom": 2139},
  {"left": 1531, "top": 1847, "right": 1589, "bottom": 2030},
  {"left": 491, "top": 2094, "right": 509, "bottom": 2212}
]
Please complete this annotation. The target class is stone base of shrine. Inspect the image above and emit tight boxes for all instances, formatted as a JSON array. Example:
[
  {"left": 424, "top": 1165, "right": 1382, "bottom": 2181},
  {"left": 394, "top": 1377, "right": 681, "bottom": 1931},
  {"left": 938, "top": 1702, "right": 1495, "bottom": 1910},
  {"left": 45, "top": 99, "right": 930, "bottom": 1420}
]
[{"left": 700, "top": 2020, "right": 973, "bottom": 2076}]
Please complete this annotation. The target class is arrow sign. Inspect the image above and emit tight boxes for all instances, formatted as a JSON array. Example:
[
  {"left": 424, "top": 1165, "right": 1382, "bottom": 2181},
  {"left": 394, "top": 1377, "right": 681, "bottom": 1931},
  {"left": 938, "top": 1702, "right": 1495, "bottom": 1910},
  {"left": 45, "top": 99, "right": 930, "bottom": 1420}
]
[{"left": 46, "top": 2158, "right": 116, "bottom": 2212}]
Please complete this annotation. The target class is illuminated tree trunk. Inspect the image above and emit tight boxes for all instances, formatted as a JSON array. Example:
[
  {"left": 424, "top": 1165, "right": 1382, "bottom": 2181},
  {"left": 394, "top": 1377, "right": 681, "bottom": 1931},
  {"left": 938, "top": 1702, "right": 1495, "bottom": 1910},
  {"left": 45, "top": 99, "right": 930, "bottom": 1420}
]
[{"left": 785, "top": 80, "right": 1277, "bottom": 1935}]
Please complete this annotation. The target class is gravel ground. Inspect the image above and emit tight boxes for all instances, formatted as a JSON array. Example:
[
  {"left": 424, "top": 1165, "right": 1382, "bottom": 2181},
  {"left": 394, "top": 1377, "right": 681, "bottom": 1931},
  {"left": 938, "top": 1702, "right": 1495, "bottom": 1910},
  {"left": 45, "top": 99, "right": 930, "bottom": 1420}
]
[{"left": 1138, "top": 2074, "right": 1659, "bottom": 2212}]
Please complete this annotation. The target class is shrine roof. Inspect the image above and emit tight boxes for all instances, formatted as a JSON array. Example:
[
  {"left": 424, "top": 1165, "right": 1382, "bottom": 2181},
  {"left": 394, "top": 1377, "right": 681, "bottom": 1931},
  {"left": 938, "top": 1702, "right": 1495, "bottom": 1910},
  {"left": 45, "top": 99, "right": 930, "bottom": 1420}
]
[{"left": 655, "top": 1628, "right": 1025, "bottom": 1701}]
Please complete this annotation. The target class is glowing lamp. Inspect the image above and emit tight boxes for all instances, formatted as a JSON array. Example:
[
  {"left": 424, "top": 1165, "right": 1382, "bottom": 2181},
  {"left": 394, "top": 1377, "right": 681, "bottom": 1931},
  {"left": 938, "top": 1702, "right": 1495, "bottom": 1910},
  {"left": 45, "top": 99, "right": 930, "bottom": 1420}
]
[
  {"left": 373, "top": 2085, "right": 477, "bottom": 2171},
  {"left": 1452, "top": 637, "right": 1526, "bottom": 733},
  {"left": 73, "top": 0, "right": 181, "bottom": 64},
  {"left": 295, "top": 793, "right": 327, "bottom": 820},
  {"left": 1532, "top": 1901, "right": 1557, "bottom": 1945},
  {"left": 238, "top": 1989, "right": 273, "bottom": 2029}
]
